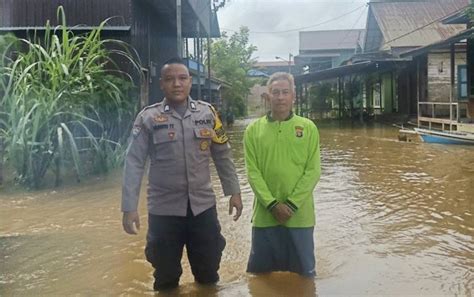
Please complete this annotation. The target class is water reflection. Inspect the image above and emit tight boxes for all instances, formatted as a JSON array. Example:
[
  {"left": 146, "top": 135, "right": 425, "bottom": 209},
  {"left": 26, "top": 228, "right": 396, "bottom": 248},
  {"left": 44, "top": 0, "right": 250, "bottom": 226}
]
[{"left": 0, "top": 120, "right": 472, "bottom": 296}]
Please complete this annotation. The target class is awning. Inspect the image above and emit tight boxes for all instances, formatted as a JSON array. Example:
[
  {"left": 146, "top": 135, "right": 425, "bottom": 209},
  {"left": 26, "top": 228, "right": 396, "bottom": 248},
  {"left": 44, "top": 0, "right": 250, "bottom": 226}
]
[
  {"left": 0, "top": 26, "right": 131, "bottom": 32},
  {"left": 400, "top": 28, "right": 474, "bottom": 58},
  {"left": 295, "top": 61, "right": 406, "bottom": 84}
]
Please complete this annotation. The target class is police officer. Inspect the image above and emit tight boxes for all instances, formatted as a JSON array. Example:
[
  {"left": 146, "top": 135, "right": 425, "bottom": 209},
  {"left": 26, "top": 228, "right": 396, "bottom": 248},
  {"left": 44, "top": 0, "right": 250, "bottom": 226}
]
[{"left": 121, "top": 57, "right": 243, "bottom": 291}]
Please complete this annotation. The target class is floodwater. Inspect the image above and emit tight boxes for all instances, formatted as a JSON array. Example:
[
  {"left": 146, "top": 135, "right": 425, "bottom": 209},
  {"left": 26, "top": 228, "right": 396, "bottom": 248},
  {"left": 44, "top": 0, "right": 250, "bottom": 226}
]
[{"left": 1, "top": 120, "right": 473, "bottom": 296}]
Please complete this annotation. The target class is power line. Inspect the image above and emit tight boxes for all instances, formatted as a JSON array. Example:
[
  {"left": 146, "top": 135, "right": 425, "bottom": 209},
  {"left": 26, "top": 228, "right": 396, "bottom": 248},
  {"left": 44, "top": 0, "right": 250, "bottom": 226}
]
[
  {"left": 335, "top": 5, "right": 368, "bottom": 48},
  {"left": 221, "top": 4, "right": 366, "bottom": 34}
]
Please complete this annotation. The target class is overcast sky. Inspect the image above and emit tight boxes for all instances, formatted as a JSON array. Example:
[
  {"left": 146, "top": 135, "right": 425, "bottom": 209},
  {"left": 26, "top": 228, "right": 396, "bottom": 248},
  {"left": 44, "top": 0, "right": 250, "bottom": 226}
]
[{"left": 217, "top": 0, "right": 368, "bottom": 62}]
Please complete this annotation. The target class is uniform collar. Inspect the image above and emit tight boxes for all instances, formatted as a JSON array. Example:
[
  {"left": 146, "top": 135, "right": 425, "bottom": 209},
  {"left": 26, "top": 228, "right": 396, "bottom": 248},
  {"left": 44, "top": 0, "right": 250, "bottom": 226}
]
[
  {"left": 161, "top": 96, "right": 200, "bottom": 113},
  {"left": 266, "top": 111, "right": 294, "bottom": 122}
]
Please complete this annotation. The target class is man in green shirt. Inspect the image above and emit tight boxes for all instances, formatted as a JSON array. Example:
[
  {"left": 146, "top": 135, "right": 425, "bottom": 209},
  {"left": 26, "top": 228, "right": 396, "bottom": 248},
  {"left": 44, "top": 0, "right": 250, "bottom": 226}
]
[{"left": 243, "top": 72, "right": 321, "bottom": 276}]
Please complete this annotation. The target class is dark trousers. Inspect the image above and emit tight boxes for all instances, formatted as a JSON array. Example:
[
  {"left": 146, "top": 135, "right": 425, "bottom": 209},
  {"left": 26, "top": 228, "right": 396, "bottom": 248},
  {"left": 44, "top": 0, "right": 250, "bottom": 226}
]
[{"left": 145, "top": 206, "right": 226, "bottom": 290}]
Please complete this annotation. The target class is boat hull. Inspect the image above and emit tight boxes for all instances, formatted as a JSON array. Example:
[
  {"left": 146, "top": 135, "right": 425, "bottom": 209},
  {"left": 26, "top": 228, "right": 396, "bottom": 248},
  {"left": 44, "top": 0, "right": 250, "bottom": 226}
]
[{"left": 414, "top": 128, "right": 474, "bottom": 145}]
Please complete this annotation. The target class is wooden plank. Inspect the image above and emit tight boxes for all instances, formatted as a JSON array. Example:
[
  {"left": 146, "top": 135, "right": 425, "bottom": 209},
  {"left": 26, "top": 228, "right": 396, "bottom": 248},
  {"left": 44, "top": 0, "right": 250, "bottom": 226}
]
[{"left": 418, "top": 116, "right": 458, "bottom": 125}]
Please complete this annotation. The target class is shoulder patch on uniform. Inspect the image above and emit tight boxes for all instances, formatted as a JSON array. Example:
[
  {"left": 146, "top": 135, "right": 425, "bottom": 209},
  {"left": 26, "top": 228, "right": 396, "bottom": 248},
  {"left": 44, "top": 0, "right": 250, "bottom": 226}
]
[
  {"left": 196, "top": 100, "right": 212, "bottom": 107},
  {"left": 132, "top": 125, "right": 142, "bottom": 138},
  {"left": 209, "top": 105, "right": 228, "bottom": 144},
  {"left": 143, "top": 102, "right": 162, "bottom": 111}
]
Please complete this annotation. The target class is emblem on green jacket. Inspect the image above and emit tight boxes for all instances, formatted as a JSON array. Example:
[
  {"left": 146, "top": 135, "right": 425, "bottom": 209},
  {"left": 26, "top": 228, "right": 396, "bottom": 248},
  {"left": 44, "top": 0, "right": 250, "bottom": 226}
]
[{"left": 295, "top": 126, "right": 304, "bottom": 138}]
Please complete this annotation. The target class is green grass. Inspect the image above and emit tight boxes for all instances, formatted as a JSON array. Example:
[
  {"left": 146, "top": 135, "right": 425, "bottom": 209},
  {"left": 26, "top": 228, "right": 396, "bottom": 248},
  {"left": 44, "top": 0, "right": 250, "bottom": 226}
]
[{"left": 0, "top": 6, "right": 141, "bottom": 188}]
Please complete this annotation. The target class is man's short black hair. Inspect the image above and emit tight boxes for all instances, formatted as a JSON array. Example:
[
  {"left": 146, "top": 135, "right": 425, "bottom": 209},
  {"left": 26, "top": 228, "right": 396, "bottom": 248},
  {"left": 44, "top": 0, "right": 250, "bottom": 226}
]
[{"left": 162, "top": 57, "right": 187, "bottom": 68}]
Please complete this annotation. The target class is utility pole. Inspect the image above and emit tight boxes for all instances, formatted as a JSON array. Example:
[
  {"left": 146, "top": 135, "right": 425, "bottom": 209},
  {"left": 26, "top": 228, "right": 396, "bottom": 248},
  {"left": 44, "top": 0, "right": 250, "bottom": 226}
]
[
  {"left": 276, "top": 54, "right": 293, "bottom": 74},
  {"left": 176, "top": 0, "right": 182, "bottom": 57},
  {"left": 288, "top": 53, "right": 293, "bottom": 74}
]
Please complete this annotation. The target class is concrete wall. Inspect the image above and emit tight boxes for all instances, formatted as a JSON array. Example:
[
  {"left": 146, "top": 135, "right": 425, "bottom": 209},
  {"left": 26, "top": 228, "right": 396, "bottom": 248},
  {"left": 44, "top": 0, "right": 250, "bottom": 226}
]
[{"left": 247, "top": 84, "right": 269, "bottom": 117}]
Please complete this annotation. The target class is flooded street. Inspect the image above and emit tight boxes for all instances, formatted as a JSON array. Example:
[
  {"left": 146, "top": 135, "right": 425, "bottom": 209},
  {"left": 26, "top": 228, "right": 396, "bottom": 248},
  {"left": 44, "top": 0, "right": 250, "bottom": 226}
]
[{"left": 1, "top": 120, "right": 473, "bottom": 296}]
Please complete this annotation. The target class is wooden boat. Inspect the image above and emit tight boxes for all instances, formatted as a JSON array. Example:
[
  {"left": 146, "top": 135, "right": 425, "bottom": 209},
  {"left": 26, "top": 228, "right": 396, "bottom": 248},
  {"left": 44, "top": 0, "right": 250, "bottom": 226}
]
[{"left": 413, "top": 128, "right": 474, "bottom": 145}]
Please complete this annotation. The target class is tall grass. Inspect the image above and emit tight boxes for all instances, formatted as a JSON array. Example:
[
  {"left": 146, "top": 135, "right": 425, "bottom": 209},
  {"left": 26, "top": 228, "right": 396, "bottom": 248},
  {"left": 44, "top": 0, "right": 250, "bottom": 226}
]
[{"left": 0, "top": 7, "right": 141, "bottom": 188}]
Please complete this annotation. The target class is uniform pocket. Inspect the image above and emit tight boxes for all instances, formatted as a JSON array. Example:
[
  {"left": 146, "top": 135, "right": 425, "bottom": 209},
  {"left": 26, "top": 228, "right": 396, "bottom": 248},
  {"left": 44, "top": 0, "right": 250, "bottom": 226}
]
[
  {"left": 193, "top": 128, "right": 213, "bottom": 153},
  {"left": 153, "top": 130, "right": 177, "bottom": 161}
]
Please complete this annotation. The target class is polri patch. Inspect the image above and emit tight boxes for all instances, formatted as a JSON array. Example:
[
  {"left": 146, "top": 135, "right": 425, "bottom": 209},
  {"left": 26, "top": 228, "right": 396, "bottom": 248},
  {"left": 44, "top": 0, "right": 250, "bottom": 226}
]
[
  {"left": 295, "top": 126, "right": 304, "bottom": 138},
  {"left": 200, "top": 140, "right": 209, "bottom": 151}
]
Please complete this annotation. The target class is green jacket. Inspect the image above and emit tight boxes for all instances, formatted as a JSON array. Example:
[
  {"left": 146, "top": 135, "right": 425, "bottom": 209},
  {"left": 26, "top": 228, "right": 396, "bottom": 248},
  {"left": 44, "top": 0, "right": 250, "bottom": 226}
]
[{"left": 243, "top": 113, "right": 321, "bottom": 227}]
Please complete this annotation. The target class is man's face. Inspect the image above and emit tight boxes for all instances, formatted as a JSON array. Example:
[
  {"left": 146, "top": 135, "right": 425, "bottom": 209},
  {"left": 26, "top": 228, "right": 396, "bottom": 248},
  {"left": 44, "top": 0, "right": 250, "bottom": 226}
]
[
  {"left": 160, "top": 63, "right": 192, "bottom": 104},
  {"left": 268, "top": 79, "right": 294, "bottom": 116}
]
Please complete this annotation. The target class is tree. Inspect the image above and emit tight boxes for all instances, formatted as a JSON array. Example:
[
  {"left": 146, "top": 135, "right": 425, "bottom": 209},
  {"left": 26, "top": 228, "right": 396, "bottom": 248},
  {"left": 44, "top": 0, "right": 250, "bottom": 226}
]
[{"left": 208, "top": 27, "right": 257, "bottom": 117}]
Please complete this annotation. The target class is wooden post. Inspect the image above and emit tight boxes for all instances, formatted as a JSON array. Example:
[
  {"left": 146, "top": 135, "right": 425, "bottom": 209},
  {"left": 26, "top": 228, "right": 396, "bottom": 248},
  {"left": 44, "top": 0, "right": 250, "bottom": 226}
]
[
  {"left": 196, "top": 21, "right": 201, "bottom": 100},
  {"left": 0, "top": 138, "right": 3, "bottom": 186},
  {"left": 450, "top": 43, "right": 456, "bottom": 130},
  {"left": 176, "top": 0, "right": 183, "bottom": 57},
  {"left": 338, "top": 77, "right": 342, "bottom": 119}
]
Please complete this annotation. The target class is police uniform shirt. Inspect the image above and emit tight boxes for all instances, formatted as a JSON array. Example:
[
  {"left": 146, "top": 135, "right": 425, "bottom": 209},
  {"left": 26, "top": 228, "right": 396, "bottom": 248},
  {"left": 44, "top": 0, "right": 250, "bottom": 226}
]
[{"left": 122, "top": 97, "right": 240, "bottom": 216}]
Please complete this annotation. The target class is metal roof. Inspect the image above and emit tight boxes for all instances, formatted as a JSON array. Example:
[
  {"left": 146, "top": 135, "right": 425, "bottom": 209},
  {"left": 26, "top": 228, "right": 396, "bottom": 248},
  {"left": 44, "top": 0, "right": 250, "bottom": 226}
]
[
  {"left": 369, "top": 0, "right": 468, "bottom": 50},
  {"left": 299, "top": 29, "right": 365, "bottom": 51}
]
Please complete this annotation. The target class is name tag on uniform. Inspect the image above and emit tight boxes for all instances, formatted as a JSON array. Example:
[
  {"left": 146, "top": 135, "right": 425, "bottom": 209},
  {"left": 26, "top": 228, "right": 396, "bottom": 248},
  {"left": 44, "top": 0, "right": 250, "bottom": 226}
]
[
  {"left": 153, "top": 124, "right": 174, "bottom": 130},
  {"left": 195, "top": 119, "right": 212, "bottom": 125}
]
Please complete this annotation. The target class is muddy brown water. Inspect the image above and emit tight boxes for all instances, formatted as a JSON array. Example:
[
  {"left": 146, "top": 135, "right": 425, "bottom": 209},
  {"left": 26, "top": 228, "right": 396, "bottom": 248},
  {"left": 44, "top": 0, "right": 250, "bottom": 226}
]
[{"left": 1, "top": 120, "right": 473, "bottom": 296}]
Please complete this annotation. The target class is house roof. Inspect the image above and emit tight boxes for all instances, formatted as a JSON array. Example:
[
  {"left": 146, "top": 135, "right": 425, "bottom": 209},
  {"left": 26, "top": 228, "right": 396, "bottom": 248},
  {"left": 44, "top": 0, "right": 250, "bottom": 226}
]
[
  {"left": 247, "top": 69, "right": 270, "bottom": 77},
  {"left": 299, "top": 29, "right": 365, "bottom": 51},
  {"left": 366, "top": 0, "right": 468, "bottom": 51},
  {"left": 255, "top": 61, "right": 294, "bottom": 67}
]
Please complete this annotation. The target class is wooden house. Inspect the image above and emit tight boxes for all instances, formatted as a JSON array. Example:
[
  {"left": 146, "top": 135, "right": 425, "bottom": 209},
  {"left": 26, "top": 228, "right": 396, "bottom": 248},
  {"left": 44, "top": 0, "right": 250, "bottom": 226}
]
[
  {"left": 0, "top": 0, "right": 222, "bottom": 105},
  {"left": 295, "top": 0, "right": 469, "bottom": 121}
]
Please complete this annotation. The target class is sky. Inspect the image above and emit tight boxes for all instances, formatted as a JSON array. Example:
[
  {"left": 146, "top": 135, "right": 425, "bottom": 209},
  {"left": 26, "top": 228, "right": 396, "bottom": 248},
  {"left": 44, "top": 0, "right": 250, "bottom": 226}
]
[{"left": 217, "top": 0, "right": 368, "bottom": 62}]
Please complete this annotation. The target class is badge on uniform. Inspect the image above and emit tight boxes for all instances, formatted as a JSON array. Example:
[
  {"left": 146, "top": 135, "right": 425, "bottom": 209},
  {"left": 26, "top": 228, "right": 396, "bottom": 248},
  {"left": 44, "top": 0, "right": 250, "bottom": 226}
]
[
  {"left": 132, "top": 126, "right": 141, "bottom": 138},
  {"left": 199, "top": 128, "right": 212, "bottom": 137},
  {"left": 200, "top": 140, "right": 209, "bottom": 151},
  {"left": 295, "top": 126, "right": 304, "bottom": 138},
  {"left": 168, "top": 131, "right": 175, "bottom": 140},
  {"left": 154, "top": 115, "right": 168, "bottom": 123}
]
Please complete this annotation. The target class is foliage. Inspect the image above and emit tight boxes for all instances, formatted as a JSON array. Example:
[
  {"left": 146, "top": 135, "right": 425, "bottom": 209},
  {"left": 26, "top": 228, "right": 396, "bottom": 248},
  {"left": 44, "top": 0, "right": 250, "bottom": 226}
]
[
  {"left": 208, "top": 27, "right": 257, "bottom": 117},
  {"left": 0, "top": 7, "right": 141, "bottom": 188},
  {"left": 466, "top": 3, "right": 474, "bottom": 21},
  {"left": 308, "top": 82, "right": 336, "bottom": 111}
]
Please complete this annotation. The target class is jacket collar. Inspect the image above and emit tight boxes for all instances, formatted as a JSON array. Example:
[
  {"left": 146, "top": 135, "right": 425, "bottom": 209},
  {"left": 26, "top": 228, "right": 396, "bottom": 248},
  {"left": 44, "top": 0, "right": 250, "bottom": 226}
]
[{"left": 266, "top": 111, "right": 294, "bottom": 122}]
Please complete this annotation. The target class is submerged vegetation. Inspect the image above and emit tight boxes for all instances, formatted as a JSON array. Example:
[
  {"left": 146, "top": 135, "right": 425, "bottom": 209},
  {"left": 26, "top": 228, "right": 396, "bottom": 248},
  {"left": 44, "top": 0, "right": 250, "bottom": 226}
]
[{"left": 0, "top": 7, "right": 141, "bottom": 188}]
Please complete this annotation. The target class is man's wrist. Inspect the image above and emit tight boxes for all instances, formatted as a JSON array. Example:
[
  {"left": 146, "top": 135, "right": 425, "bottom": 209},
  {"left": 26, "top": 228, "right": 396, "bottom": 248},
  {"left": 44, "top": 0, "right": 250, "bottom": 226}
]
[
  {"left": 267, "top": 200, "right": 278, "bottom": 211},
  {"left": 284, "top": 199, "right": 297, "bottom": 212}
]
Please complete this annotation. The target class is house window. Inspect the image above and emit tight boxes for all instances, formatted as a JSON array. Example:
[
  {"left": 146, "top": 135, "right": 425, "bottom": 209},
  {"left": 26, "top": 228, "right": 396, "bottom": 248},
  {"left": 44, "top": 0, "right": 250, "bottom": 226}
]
[
  {"left": 458, "top": 65, "right": 468, "bottom": 101},
  {"left": 373, "top": 83, "right": 381, "bottom": 108}
]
